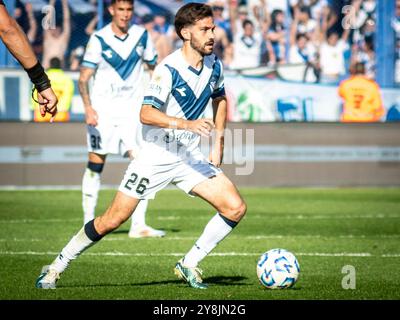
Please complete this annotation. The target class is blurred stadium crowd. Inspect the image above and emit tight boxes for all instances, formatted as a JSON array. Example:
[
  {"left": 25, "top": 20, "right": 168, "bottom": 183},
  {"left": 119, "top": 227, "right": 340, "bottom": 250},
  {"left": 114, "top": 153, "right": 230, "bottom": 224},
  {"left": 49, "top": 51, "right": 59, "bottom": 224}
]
[{"left": 10, "top": 0, "right": 400, "bottom": 84}]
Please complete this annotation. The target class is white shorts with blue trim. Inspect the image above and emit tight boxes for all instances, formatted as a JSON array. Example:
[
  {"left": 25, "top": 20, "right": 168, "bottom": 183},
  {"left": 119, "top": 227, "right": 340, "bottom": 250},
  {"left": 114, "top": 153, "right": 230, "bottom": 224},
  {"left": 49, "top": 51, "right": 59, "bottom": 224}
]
[
  {"left": 86, "top": 120, "right": 142, "bottom": 157},
  {"left": 118, "top": 144, "right": 222, "bottom": 200}
]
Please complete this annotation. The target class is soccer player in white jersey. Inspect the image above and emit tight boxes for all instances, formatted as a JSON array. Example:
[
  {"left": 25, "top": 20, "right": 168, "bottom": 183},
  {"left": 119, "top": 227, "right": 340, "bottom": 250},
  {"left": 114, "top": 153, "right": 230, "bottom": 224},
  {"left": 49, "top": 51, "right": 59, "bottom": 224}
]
[
  {"left": 36, "top": 2, "right": 247, "bottom": 290},
  {"left": 78, "top": 0, "right": 165, "bottom": 238}
]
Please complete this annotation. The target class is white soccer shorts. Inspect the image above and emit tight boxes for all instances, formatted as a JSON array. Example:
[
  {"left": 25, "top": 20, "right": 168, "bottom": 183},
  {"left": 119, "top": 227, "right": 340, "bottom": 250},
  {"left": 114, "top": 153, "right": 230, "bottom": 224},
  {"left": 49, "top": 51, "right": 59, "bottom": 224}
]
[
  {"left": 118, "top": 147, "right": 222, "bottom": 200},
  {"left": 86, "top": 120, "right": 142, "bottom": 157}
]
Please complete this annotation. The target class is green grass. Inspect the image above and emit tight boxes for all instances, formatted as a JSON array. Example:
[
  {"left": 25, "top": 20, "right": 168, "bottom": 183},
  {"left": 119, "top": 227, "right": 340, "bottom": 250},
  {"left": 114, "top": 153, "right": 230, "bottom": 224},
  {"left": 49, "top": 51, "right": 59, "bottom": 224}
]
[{"left": 0, "top": 188, "right": 399, "bottom": 300}]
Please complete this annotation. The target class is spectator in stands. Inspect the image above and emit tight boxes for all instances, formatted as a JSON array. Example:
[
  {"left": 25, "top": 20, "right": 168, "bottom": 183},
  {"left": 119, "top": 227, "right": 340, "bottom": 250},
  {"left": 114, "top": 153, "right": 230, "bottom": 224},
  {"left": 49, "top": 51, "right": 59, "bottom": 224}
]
[
  {"left": 230, "top": 4, "right": 252, "bottom": 36},
  {"left": 32, "top": 57, "right": 74, "bottom": 122},
  {"left": 267, "top": 9, "right": 287, "bottom": 63},
  {"left": 230, "top": 19, "right": 269, "bottom": 69},
  {"left": 319, "top": 30, "right": 349, "bottom": 84},
  {"left": 141, "top": 14, "right": 173, "bottom": 63},
  {"left": 352, "top": 34, "right": 375, "bottom": 79},
  {"left": 42, "top": 0, "right": 71, "bottom": 69},
  {"left": 208, "top": 1, "right": 232, "bottom": 65},
  {"left": 246, "top": 0, "right": 269, "bottom": 31},
  {"left": 153, "top": 13, "right": 174, "bottom": 37},
  {"left": 14, "top": 0, "right": 37, "bottom": 44},
  {"left": 338, "top": 62, "right": 384, "bottom": 122},
  {"left": 209, "top": 1, "right": 232, "bottom": 40},
  {"left": 288, "top": 33, "right": 318, "bottom": 82},
  {"left": 307, "top": 0, "right": 329, "bottom": 22},
  {"left": 294, "top": 6, "right": 319, "bottom": 43}
]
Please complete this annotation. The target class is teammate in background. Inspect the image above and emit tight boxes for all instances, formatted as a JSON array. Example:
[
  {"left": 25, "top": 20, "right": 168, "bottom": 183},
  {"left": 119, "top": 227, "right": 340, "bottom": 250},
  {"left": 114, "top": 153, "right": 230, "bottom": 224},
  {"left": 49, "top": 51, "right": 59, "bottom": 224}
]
[
  {"left": 338, "top": 62, "right": 384, "bottom": 122},
  {"left": 78, "top": 0, "right": 165, "bottom": 238},
  {"left": 32, "top": 57, "right": 73, "bottom": 122},
  {"left": 0, "top": 0, "right": 57, "bottom": 120},
  {"left": 36, "top": 2, "right": 246, "bottom": 290}
]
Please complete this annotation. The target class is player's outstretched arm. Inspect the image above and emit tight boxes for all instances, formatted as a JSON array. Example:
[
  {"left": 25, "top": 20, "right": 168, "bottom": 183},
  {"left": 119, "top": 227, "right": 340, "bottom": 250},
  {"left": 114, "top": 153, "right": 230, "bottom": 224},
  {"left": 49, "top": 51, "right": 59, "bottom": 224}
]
[
  {"left": 0, "top": 6, "right": 37, "bottom": 69},
  {"left": 141, "top": 104, "right": 214, "bottom": 137},
  {"left": 0, "top": 5, "right": 58, "bottom": 121}
]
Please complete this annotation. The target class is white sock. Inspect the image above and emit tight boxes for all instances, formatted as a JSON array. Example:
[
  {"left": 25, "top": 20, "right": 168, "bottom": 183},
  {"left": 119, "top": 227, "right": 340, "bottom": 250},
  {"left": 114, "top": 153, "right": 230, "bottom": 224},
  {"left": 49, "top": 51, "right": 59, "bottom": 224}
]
[
  {"left": 82, "top": 168, "right": 101, "bottom": 224},
  {"left": 183, "top": 213, "right": 237, "bottom": 268},
  {"left": 50, "top": 227, "right": 97, "bottom": 274},
  {"left": 130, "top": 199, "right": 148, "bottom": 231}
]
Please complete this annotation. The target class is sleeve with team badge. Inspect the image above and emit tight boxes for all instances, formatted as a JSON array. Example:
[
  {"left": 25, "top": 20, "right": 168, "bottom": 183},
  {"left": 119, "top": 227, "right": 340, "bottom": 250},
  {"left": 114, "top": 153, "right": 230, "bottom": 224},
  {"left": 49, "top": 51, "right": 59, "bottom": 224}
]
[
  {"left": 143, "top": 31, "right": 158, "bottom": 66},
  {"left": 211, "top": 59, "right": 225, "bottom": 99},
  {"left": 81, "top": 34, "right": 102, "bottom": 69},
  {"left": 142, "top": 64, "right": 172, "bottom": 109}
]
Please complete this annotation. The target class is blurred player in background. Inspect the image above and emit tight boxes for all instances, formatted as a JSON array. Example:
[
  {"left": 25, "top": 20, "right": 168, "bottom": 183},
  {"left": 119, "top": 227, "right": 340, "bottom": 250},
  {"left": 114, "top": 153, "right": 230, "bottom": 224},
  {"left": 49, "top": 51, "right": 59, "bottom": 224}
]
[
  {"left": 36, "top": 2, "right": 246, "bottom": 290},
  {"left": 78, "top": 0, "right": 165, "bottom": 238},
  {"left": 0, "top": 0, "right": 58, "bottom": 120},
  {"left": 338, "top": 62, "right": 384, "bottom": 122}
]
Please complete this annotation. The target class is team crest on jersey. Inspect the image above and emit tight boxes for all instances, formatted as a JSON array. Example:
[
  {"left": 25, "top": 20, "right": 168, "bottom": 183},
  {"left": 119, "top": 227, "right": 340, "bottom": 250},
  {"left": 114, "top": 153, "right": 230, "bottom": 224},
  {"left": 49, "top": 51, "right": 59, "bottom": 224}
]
[{"left": 103, "top": 50, "right": 113, "bottom": 59}]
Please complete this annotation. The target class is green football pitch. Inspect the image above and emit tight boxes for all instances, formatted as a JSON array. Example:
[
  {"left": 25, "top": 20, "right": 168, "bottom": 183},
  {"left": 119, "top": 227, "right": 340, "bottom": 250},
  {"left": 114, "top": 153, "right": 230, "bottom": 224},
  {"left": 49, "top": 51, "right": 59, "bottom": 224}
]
[{"left": 0, "top": 188, "right": 399, "bottom": 300}]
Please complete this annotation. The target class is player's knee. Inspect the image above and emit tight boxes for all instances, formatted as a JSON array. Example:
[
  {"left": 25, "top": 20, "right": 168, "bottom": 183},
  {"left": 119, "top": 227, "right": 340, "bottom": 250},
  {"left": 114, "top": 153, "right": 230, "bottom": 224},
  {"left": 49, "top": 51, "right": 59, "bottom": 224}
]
[
  {"left": 237, "top": 200, "right": 247, "bottom": 219},
  {"left": 224, "top": 199, "right": 247, "bottom": 222}
]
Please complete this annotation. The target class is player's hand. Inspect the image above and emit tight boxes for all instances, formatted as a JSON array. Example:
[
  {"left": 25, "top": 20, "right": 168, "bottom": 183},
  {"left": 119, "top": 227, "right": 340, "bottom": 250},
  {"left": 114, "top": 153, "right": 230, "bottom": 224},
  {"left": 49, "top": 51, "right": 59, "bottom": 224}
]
[
  {"left": 187, "top": 118, "right": 214, "bottom": 137},
  {"left": 85, "top": 106, "right": 98, "bottom": 126},
  {"left": 37, "top": 88, "right": 58, "bottom": 122}
]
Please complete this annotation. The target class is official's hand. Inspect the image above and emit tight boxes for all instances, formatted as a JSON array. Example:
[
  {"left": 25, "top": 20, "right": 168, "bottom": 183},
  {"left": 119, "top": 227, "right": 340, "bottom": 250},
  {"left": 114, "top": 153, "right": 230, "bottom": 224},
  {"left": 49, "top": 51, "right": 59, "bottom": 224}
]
[
  {"left": 37, "top": 88, "right": 58, "bottom": 122},
  {"left": 187, "top": 118, "right": 214, "bottom": 137},
  {"left": 85, "top": 106, "right": 98, "bottom": 126}
]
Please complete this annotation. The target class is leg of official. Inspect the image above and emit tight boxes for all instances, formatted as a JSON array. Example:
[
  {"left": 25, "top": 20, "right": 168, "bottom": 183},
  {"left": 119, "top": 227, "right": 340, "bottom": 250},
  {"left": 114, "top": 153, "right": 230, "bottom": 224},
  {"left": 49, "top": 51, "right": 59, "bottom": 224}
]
[
  {"left": 50, "top": 192, "right": 140, "bottom": 274},
  {"left": 182, "top": 173, "right": 247, "bottom": 268},
  {"left": 82, "top": 153, "right": 106, "bottom": 224}
]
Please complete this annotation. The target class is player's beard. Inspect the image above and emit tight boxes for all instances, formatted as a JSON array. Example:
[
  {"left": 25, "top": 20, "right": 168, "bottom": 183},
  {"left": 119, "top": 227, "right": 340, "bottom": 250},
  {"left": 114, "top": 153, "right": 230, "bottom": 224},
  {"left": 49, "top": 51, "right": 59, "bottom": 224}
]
[{"left": 190, "top": 37, "right": 214, "bottom": 56}]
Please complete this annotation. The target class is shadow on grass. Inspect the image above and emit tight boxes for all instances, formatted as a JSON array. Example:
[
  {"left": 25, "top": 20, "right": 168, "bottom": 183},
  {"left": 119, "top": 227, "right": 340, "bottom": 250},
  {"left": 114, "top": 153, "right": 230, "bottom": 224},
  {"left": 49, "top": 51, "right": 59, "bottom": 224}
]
[
  {"left": 110, "top": 228, "right": 181, "bottom": 235},
  {"left": 60, "top": 276, "right": 250, "bottom": 289}
]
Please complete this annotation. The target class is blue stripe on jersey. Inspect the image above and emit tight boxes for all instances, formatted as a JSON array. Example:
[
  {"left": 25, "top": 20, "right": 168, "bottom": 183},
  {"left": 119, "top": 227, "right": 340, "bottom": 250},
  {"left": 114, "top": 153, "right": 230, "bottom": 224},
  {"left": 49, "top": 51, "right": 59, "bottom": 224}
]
[
  {"left": 211, "top": 86, "right": 225, "bottom": 99},
  {"left": 95, "top": 30, "right": 148, "bottom": 80},
  {"left": 165, "top": 57, "right": 222, "bottom": 120},
  {"left": 143, "top": 96, "right": 164, "bottom": 109}
]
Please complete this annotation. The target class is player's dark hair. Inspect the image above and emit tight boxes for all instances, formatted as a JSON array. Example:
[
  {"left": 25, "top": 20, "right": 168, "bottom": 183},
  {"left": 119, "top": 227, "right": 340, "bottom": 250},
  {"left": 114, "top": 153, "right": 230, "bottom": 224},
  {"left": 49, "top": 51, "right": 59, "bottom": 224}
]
[
  {"left": 111, "top": 0, "right": 134, "bottom": 4},
  {"left": 174, "top": 3, "right": 213, "bottom": 40}
]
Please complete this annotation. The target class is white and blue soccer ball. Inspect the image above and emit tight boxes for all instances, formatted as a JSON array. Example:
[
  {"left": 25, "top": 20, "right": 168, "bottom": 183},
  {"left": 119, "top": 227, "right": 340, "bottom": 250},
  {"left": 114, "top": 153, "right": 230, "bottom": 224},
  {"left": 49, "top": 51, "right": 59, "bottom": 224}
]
[{"left": 256, "top": 248, "right": 300, "bottom": 289}]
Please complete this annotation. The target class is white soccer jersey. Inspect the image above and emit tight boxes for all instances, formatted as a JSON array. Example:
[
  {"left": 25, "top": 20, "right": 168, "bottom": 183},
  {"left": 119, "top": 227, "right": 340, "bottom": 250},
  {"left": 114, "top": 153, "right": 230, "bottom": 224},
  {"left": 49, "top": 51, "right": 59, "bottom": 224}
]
[
  {"left": 82, "top": 23, "right": 157, "bottom": 123},
  {"left": 142, "top": 49, "right": 225, "bottom": 152}
]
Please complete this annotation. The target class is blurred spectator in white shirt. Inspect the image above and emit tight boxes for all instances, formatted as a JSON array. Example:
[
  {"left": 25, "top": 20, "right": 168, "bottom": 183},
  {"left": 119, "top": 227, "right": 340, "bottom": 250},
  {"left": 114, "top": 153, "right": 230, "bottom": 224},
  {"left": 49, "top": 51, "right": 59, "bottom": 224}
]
[
  {"left": 319, "top": 31, "right": 349, "bottom": 84},
  {"left": 230, "top": 19, "right": 268, "bottom": 69}
]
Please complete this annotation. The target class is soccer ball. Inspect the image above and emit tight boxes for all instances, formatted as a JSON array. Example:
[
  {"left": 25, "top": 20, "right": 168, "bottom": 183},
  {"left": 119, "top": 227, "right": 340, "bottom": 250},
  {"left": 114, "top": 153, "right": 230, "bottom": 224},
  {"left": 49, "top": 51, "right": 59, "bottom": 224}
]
[{"left": 256, "top": 248, "right": 300, "bottom": 289}]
